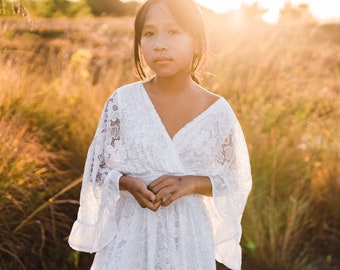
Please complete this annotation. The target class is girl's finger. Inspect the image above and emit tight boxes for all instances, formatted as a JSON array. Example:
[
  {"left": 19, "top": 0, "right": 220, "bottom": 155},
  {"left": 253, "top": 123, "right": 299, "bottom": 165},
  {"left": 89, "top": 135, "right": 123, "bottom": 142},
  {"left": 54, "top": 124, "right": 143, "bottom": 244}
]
[{"left": 161, "top": 192, "right": 180, "bottom": 207}]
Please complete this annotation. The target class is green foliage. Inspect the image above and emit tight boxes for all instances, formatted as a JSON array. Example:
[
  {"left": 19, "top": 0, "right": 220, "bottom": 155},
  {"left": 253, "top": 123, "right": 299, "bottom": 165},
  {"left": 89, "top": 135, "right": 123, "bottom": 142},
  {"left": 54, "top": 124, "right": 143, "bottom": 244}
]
[
  {"left": 86, "top": 0, "right": 140, "bottom": 16},
  {"left": 0, "top": 16, "right": 339, "bottom": 269},
  {"left": 1, "top": 0, "right": 91, "bottom": 18},
  {"left": 29, "top": 0, "right": 91, "bottom": 18}
]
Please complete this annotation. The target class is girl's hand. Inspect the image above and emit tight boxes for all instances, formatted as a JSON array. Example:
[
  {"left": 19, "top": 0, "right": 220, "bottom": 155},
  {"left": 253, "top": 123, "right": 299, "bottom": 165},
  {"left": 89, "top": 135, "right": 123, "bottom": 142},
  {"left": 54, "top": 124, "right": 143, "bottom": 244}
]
[
  {"left": 119, "top": 176, "right": 161, "bottom": 211},
  {"left": 148, "top": 175, "right": 195, "bottom": 207}
]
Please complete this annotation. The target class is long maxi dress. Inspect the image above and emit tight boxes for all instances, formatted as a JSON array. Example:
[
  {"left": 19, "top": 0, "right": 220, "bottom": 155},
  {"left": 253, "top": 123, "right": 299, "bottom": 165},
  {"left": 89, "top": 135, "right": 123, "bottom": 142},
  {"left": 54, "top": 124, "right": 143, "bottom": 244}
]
[{"left": 68, "top": 81, "right": 252, "bottom": 270}]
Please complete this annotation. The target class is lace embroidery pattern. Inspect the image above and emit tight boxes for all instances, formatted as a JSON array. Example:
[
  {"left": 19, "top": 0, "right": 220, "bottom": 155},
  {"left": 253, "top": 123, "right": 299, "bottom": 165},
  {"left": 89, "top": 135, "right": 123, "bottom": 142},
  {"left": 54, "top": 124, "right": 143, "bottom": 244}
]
[
  {"left": 217, "top": 130, "right": 236, "bottom": 169},
  {"left": 69, "top": 82, "right": 252, "bottom": 270},
  {"left": 110, "top": 118, "right": 120, "bottom": 147}
]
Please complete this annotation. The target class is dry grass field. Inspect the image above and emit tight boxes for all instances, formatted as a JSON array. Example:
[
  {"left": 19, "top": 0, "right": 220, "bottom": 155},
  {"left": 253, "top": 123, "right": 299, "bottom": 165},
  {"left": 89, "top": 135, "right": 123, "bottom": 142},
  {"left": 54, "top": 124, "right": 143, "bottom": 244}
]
[{"left": 0, "top": 14, "right": 339, "bottom": 269}]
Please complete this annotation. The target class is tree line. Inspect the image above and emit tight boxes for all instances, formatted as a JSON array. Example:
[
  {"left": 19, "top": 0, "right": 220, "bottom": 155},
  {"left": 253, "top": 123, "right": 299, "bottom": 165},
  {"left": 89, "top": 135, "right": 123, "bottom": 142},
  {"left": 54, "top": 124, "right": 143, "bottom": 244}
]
[
  {"left": 1, "top": 0, "right": 141, "bottom": 18},
  {"left": 2, "top": 0, "right": 316, "bottom": 24}
]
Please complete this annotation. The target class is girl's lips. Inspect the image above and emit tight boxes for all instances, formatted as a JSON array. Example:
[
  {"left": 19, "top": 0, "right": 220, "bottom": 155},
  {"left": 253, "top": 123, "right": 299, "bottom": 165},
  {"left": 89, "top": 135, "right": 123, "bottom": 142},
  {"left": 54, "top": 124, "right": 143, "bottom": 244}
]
[{"left": 153, "top": 56, "right": 172, "bottom": 63}]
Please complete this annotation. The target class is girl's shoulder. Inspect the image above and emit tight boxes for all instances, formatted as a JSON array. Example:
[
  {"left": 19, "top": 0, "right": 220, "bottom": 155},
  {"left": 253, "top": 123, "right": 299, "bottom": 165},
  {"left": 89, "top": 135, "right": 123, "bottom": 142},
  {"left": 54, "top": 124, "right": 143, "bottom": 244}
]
[
  {"left": 195, "top": 84, "right": 234, "bottom": 115},
  {"left": 196, "top": 86, "right": 238, "bottom": 124},
  {"left": 111, "top": 81, "right": 143, "bottom": 97},
  {"left": 105, "top": 81, "right": 145, "bottom": 105}
]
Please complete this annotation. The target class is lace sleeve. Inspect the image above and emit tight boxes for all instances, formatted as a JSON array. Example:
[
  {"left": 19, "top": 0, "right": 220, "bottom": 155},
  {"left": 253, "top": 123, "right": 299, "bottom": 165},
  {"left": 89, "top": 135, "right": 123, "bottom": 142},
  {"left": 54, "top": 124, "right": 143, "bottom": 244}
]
[
  {"left": 68, "top": 92, "right": 123, "bottom": 253},
  {"left": 207, "top": 119, "right": 252, "bottom": 270}
]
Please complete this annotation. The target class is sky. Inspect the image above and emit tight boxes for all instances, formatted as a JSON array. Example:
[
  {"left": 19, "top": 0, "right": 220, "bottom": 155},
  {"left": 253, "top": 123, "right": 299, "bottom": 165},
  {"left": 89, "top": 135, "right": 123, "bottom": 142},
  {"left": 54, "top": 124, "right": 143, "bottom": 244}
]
[{"left": 195, "top": 0, "right": 340, "bottom": 23}]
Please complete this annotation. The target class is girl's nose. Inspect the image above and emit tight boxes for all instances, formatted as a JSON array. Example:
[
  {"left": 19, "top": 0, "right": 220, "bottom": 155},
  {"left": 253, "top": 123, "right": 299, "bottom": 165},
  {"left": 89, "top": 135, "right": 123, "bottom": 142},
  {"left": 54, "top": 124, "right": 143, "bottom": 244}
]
[{"left": 153, "top": 34, "right": 167, "bottom": 51}]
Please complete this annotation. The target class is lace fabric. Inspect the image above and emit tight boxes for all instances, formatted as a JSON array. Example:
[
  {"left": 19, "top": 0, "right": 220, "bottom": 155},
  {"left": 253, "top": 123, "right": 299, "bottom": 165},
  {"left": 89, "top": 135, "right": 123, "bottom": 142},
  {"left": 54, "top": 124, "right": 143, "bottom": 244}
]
[{"left": 68, "top": 81, "right": 252, "bottom": 270}]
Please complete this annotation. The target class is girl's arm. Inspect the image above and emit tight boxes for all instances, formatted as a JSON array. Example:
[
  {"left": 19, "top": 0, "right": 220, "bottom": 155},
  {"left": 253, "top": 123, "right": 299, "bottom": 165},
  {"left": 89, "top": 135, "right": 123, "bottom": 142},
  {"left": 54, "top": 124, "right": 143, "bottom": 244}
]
[{"left": 68, "top": 92, "right": 124, "bottom": 252}]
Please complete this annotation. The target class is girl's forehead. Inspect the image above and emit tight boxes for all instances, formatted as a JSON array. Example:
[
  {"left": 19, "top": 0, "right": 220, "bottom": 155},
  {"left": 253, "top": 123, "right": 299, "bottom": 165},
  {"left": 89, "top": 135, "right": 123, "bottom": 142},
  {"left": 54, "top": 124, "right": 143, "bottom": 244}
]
[{"left": 143, "top": 2, "right": 178, "bottom": 26}]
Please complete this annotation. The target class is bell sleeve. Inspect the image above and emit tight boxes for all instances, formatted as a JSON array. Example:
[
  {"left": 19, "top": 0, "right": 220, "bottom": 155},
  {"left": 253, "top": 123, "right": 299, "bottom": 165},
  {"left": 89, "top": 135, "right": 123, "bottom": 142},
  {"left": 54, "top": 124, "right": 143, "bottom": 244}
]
[
  {"left": 207, "top": 117, "right": 252, "bottom": 270},
  {"left": 68, "top": 92, "right": 123, "bottom": 253}
]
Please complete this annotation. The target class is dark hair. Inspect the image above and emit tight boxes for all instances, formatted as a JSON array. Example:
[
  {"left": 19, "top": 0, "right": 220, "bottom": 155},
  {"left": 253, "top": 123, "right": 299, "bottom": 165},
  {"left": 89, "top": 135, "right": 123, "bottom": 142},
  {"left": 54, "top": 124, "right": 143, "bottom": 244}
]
[{"left": 133, "top": 0, "right": 207, "bottom": 83}]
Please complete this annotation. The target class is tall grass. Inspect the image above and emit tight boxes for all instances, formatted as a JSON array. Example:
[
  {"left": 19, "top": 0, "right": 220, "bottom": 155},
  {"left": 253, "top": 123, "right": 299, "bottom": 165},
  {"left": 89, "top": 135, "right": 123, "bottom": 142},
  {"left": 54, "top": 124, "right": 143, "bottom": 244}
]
[
  {"left": 204, "top": 20, "right": 340, "bottom": 269},
  {"left": 0, "top": 93, "right": 74, "bottom": 269},
  {"left": 0, "top": 16, "right": 339, "bottom": 269}
]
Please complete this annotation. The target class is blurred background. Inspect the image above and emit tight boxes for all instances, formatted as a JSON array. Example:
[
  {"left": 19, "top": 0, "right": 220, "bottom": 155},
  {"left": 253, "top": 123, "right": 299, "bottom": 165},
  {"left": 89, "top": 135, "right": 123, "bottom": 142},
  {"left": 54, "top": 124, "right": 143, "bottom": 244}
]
[{"left": 0, "top": 0, "right": 339, "bottom": 269}]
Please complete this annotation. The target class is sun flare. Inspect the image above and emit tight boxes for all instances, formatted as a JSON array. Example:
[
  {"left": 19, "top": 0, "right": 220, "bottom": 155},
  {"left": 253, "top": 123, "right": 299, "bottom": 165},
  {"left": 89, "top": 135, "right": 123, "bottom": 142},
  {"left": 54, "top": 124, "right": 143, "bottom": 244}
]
[
  {"left": 196, "top": 0, "right": 244, "bottom": 13},
  {"left": 196, "top": 0, "right": 340, "bottom": 23}
]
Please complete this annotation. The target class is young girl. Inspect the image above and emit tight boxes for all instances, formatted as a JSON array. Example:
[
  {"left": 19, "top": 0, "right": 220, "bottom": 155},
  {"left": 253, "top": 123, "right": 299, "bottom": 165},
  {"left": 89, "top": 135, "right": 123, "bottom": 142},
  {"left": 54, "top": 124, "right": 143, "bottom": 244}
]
[{"left": 68, "top": 0, "right": 252, "bottom": 269}]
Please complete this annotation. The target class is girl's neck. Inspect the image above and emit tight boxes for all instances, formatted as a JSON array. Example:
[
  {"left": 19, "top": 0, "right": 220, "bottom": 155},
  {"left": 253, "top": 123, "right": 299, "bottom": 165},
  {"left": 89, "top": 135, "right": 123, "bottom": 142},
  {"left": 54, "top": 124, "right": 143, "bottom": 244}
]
[{"left": 149, "top": 75, "right": 196, "bottom": 97}]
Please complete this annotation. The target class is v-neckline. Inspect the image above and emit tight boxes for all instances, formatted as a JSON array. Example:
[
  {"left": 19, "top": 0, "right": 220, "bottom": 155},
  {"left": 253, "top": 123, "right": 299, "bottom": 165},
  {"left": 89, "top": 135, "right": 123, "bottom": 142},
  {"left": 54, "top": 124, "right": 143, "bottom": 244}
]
[{"left": 140, "top": 82, "right": 222, "bottom": 141}]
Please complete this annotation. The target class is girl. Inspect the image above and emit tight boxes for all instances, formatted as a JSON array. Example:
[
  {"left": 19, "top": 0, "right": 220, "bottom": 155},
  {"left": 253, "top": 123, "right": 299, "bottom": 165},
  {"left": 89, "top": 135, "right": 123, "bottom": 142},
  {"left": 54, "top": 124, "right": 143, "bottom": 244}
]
[{"left": 68, "top": 0, "right": 252, "bottom": 269}]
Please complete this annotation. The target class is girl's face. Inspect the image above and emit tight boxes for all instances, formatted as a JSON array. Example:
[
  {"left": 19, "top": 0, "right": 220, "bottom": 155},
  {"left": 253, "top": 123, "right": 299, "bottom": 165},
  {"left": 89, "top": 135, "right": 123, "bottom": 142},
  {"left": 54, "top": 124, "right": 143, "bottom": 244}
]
[{"left": 140, "top": 2, "right": 196, "bottom": 79}]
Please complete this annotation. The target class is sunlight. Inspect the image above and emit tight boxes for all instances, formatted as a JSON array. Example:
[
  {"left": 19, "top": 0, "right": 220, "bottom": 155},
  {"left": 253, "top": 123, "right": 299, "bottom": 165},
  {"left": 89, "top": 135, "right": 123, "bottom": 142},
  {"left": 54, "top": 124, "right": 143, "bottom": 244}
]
[
  {"left": 196, "top": 0, "right": 285, "bottom": 23},
  {"left": 134, "top": 0, "right": 340, "bottom": 23},
  {"left": 296, "top": 0, "right": 340, "bottom": 21},
  {"left": 196, "top": 0, "right": 244, "bottom": 13},
  {"left": 258, "top": 0, "right": 283, "bottom": 24},
  {"left": 196, "top": 0, "right": 340, "bottom": 23}
]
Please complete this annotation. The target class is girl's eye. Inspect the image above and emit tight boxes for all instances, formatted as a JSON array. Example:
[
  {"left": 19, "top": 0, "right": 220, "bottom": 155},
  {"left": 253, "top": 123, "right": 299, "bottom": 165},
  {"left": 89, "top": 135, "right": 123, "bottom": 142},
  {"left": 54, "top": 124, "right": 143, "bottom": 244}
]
[
  {"left": 168, "top": 29, "right": 180, "bottom": 35},
  {"left": 143, "top": 31, "right": 154, "bottom": 37}
]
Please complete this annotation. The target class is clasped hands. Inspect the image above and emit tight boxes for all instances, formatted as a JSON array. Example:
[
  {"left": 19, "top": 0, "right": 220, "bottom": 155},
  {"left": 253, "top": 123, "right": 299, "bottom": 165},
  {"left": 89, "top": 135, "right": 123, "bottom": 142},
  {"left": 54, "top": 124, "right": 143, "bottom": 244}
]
[{"left": 120, "top": 175, "right": 194, "bottom": 212}]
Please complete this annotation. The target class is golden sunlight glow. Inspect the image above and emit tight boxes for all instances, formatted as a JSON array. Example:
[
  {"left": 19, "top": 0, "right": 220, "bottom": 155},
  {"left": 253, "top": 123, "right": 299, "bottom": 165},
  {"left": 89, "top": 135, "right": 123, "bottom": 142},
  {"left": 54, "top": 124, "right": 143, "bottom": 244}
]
[
  {"left": 197, "top": 0, "right": 244, "bottom": 13},
  {"left": 196, "top": 0, "right": 340, "bottom": 23}
]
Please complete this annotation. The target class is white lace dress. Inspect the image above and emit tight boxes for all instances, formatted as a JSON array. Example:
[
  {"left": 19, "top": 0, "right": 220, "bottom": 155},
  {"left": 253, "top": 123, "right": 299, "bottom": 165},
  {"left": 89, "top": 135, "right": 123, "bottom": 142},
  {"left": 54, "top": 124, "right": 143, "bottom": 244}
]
[{"left": 68, "top": 81, "right": 252, "bottom": 270}]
